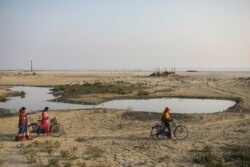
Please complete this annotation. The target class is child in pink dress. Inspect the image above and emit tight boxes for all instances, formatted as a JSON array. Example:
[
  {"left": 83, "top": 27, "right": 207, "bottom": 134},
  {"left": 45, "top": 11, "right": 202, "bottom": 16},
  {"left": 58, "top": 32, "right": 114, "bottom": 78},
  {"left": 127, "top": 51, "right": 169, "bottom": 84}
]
[{"left": 41, "top": 107, "right": 50, "bottom": 135}]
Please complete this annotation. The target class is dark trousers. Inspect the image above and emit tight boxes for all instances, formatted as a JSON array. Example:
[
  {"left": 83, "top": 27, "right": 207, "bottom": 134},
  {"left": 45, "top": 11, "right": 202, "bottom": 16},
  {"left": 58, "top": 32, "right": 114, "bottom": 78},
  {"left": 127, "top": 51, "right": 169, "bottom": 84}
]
[{"left": 164, "top": 121, "right": 171, "bottom": 138}]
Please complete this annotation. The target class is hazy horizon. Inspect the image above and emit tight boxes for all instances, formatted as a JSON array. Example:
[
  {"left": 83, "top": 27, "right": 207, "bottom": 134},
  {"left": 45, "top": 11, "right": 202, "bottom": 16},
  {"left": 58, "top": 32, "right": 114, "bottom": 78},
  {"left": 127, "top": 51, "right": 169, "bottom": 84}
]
[{"left": 1, "top": 0, "right": 250, "bottom": 70}]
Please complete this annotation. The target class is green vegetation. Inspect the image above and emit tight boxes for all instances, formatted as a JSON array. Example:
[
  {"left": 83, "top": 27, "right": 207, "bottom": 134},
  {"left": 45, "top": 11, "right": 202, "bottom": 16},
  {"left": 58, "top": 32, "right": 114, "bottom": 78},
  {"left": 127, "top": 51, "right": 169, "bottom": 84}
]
[
  {"left": 15, "top": 140, "right": 89, "bottom": 166},
  {"left": 0, "top": 159, "right": 3, "bottom": 165},
  {"left": 76, "top": 161, "right": 87, "bottom": 167},
  {"left": 45, "top": 140, "right": 61, "bottom": 155},
  {"left": 137, "top": 90, "right": 149, "bottom": 96},
  {"left": 62, "top": 161, "right": 72, "bottom": 167},
  {"left": 154, "top": 87, "right": 176, "bottom": 93},
  {"left": 60, "top": 147, "right": 78, "bottom": 160},
  {"left": 83, "top": 146, "right": 104, "bottom": 160},
  {"left": 0, "top": 96, "right": 7, "bottom": 102},
  {"left": 225, "top": 145, "right": 250, "bottom": 167},
  {"left": 25, "top": 151, "right": 38, "bottom": 163},
  {"left": 52, "top": 82, "right": 148, "bottom": 102},
  {"left": 193, "top": 145, "right": 250, "bottom": 167},
  {"left": 48, "top": 157, "right": 60, "bottom": 167},
  {"left": 193, "top": 146, "right": 227, "bottom": 167},
  {"left": 13, "top": 91, "right": 26, "bottom": 98}
]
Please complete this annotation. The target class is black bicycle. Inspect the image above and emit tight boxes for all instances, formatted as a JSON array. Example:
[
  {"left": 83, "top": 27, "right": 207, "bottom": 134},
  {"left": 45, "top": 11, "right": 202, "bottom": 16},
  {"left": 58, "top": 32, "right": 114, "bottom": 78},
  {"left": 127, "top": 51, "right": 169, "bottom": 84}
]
[
  {"left": 151, "top": 120, "right": 188, "bottom": 140},
  {"left": 28, "top": 117, "right": 64, "bottom": 137}
]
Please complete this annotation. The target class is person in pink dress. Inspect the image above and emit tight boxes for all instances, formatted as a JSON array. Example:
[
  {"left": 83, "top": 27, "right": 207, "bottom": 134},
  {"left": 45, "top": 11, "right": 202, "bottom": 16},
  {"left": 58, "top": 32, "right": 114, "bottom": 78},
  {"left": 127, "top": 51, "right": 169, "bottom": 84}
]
[{"left": 41, "top": 107, "right": 50, "bottom": 135}]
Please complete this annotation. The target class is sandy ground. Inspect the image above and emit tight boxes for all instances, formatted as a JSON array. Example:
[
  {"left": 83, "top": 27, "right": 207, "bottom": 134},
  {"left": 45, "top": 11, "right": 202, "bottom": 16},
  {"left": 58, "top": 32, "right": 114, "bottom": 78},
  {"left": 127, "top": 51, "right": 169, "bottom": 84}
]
[{"left": 0, "top": 71, "right": 249, "bottom": 167}]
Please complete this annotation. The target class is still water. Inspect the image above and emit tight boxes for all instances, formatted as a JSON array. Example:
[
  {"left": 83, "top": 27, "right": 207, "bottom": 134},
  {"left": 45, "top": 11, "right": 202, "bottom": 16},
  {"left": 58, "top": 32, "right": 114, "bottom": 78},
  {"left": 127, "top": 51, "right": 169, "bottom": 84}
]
[{"left": 0, "top": 86, "right": 236, "bottom": 114}]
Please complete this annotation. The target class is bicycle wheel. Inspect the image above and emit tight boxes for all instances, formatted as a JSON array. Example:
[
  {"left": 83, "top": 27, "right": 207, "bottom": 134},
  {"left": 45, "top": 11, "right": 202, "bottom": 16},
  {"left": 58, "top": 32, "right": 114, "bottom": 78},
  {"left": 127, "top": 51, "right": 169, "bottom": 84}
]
[
  {"left": 50, "top": 124, "right": 64, "bottom": 137},
  {"left": 174, "top": 125, "right": 188, "bottom": 140},
  {"left": 151, "top": 125, "right": 162, "bottom": 138},
  {"left": 28, "top": 124, "right": 39, "bottom": 134}
]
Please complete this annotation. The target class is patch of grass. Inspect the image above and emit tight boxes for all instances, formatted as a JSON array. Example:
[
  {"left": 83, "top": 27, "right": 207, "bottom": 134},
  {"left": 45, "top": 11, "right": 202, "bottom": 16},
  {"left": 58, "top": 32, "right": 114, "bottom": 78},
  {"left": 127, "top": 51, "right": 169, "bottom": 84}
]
[
  {"left": 13, "top": 91, "right": 26, "bottom": 98},
  {"left": 16, "top": 140, "right": 70, "bottom": 166},
  {"left": 60, "top": 147, "right": 78, "bottom": 160},
  {"left": 16, "top": 142, "right": 43, "bottom": 164},
  {"left": 0, "top": 96, "right": 7, "bottom": 102},
  {"left": 48, "top": 157, "right": 60, "bottom": 167},
  {"left": 44, "top": 140, "right": 61, "bottom": 155},
  {"left": 193, "top": 146, "right": 227, "bottom": 167},
  {"left": 16, "top": 143, "right": 25, "bottom": 149},
  {"left": 233, "top": 129, "right": 248, "bottom": 133},
  {"left": 84, "top": 146, "right": 104, "bottom": 160},
  {"left": 154, "top": 88, "right": 176, "bottom": 93},
  {"left": 0, "top": 159, "right": 4, "bottom": 165},
  {"left": 77, "top": 161, "right": 87, "bottom": 167},
  {"left": 158, "top": 155, "right": 170, "bottom": 162},
  {"left": 103, "top": 108, "right": 107, "bottom": 113},
  {"left": 137, "top": 90, "right": 149, "bottom": 96},
  {"left": 225, "top": 145, "right": 250, "bottom": 166},
  {"left": 62, "top": 161, "right": 72, "bottom": 167},
  {"left": 118, "top": 121, "right": 123, "bottom": 129},
  {"left": 25, "top": 151, "right": 37, "bottom": 163},
  {"left": 52, "top": 82, "right": 148, "bottom": 102}
]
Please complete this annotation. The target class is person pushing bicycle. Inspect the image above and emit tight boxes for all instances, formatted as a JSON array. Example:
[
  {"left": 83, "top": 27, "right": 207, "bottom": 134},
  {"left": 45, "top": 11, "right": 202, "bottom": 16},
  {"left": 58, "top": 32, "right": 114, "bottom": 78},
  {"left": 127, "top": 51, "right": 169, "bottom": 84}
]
[{"left": 160, "top": 107, "right": 172, "bottom": 139}]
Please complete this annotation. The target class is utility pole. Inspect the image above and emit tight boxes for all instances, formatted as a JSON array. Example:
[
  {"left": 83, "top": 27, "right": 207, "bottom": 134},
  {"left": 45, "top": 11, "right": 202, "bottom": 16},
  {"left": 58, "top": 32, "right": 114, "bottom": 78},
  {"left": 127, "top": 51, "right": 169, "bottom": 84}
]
[{"left": 31, "top": 59, "right": 33, "bottom": 72}]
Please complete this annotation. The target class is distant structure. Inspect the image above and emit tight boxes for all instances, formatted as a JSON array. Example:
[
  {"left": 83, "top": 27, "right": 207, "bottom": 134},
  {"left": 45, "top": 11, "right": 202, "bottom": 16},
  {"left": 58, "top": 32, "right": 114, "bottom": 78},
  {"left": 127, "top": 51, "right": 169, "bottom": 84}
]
[{"left": 150, "top": 68, "right": 176, "bottom": 77}]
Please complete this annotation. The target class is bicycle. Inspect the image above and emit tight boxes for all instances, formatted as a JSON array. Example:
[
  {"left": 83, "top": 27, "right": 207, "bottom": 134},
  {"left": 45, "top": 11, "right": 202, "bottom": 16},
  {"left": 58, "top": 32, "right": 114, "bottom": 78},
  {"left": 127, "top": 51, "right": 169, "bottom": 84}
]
[
  {"left": 151, "top": 120, "right": 188, "bottom": 140},
  {"left": 28, "top": 117, "right": 64, "bottom": 137}
]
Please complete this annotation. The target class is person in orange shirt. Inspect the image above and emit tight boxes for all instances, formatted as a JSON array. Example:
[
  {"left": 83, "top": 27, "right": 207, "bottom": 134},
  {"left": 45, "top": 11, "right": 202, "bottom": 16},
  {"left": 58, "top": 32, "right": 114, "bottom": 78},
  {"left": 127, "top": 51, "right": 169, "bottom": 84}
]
[
  {"left": 41, "top": 107, "right": 50, "bottom": 135},
  {"left": 161, "top": 107, "right": 172, "bottom": 138}
]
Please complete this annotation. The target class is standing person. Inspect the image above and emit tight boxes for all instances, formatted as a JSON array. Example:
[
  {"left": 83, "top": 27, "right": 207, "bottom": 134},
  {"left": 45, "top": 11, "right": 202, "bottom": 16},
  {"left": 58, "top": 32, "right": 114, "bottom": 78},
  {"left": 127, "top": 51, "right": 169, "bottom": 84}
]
[
  {"left": 15, "top": 107, "right": 32, "bottom": 141},
  {"left": 41, "top": 107, "right": 50, "bottom": 135},
  {"left": 161, "top": 107, "right": 172, "bottom": 139}
]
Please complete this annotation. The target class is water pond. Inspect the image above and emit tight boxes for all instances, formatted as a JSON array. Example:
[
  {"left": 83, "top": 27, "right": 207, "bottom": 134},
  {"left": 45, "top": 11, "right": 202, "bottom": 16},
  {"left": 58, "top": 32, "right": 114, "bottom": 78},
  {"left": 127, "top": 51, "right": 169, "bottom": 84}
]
[{"left": 0, "top": 86, "right": 236, "bottom": 114}]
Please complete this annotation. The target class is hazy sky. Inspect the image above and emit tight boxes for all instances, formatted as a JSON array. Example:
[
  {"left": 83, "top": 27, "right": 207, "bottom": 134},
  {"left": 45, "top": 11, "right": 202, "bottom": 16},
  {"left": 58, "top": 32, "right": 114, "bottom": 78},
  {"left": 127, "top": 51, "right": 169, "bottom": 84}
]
[{"left": 0, "top": 0, "right": 250, "bottom": 70}]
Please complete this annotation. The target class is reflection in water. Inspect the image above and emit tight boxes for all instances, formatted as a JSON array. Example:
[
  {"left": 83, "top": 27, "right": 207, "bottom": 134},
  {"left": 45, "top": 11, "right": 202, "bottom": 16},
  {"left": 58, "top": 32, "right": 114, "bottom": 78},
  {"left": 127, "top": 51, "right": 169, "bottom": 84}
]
[{"left": 0, "top": 86, "right": 236, "bottom": 114}]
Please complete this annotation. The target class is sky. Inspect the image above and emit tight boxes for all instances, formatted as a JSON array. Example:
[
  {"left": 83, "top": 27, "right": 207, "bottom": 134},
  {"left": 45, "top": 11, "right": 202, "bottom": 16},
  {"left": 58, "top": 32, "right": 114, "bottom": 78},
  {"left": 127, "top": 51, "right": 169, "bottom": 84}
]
[{"left": 0, "top": 0, "right": 250, "bottom": 71}]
